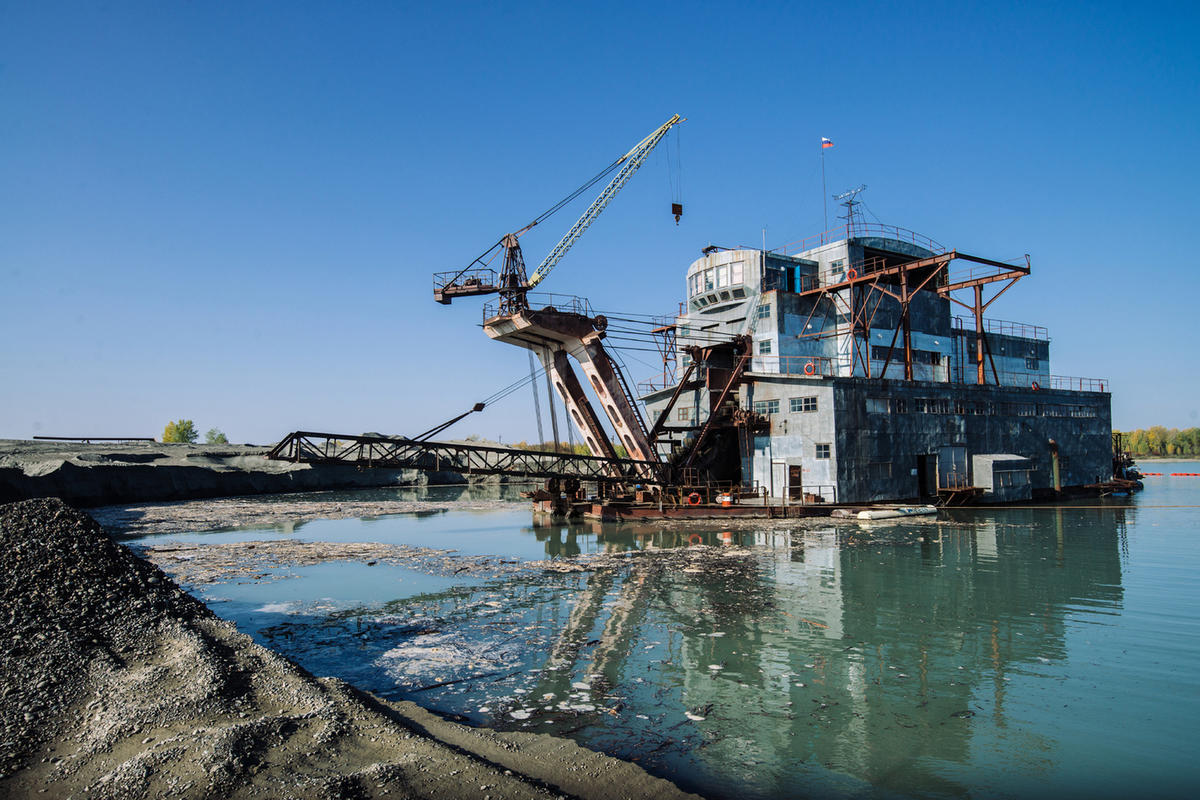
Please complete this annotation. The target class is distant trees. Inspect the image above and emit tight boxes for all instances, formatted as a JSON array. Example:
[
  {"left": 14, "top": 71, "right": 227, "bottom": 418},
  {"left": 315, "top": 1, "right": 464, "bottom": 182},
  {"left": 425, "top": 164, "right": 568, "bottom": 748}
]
[
  {"left": 1118, "top": 427, "right": 1200, "bottom": 456},
  {"left": 162, "top": 420, "right": 198, "bottom": 444},
  {"left": 204, "top": 428, "right": 229, "bottom": 444}
]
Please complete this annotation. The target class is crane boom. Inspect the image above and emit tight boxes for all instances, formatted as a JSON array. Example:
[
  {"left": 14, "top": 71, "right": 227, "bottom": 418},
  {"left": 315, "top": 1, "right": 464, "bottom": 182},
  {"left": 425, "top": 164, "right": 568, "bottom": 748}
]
[{"left": 527, "top": 114, "right": 682, "bottom": 289}]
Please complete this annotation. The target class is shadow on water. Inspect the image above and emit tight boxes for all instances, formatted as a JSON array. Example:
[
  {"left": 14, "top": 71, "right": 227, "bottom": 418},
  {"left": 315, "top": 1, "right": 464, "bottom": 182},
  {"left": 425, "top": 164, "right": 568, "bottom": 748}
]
[{"left": 175, "top": 500, "right": 1149, "bottom": 800}]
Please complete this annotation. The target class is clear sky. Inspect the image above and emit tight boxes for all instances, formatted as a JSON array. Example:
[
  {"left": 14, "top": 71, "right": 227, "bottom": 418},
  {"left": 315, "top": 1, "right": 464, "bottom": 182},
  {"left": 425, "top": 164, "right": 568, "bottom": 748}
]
[{"left": 2, "top": 0, "right": 1198, "bottom": 444}]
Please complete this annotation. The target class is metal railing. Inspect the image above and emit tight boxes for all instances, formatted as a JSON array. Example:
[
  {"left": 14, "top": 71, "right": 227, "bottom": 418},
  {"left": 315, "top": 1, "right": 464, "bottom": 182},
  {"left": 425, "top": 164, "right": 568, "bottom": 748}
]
[
  {"left": 991, "top": 372, "right": 1108, "bottom": 392},
  {"left": 483, "top": 291, "right": 594, "bottom": 322},
  {"left": 433, "top": 267, "right": 497, "bottom": 293},
  {"left": 788, "top": 484, "right": 838, "bottom": 504},
  {"left": 776, "top": 223, "right": 945, "bottom": 257},
  {"left": 745, "top": 355, "right": 837, "bottom": 376},
  {"left": 953, "top": 316, "right": 1049, "bottom": 341},
  {"left": 637, "top": 378, "right": 675, "bottom": 394},
  {"left": 940, "top": 473, "right": 973, "bottom": 490}
]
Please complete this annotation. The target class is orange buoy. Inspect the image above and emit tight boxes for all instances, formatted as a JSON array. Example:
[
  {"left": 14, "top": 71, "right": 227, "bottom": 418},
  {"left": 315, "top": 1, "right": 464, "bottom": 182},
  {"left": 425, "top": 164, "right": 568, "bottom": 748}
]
[
  {"left": 804, "top": 361, "right": 816, "bottom": 376},
  {"left": 689, "top": 533, "right": 703, "bottom": 545},
  {"left": 1031, "top": 381, "right": 1040, "bottom": 391},
  {"left": 687, "top": 492, "right": 702, "bottom": 505}
]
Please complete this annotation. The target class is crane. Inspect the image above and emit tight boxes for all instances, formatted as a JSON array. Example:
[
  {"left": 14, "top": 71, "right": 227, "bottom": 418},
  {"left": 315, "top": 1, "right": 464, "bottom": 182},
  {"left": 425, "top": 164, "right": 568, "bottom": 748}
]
[{"left": 433, "top": 114, "right": 683, "bottom": 312}]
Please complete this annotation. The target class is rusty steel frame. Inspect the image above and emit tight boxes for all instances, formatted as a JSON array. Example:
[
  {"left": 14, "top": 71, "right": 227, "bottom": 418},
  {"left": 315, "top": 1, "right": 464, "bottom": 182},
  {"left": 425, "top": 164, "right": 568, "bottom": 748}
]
[
  {"left": 266, "top": 431, "right": 667, "bottom": 485},
  {"left": 682, "top": 344, "right": 752, "bottom": 470},
  {"left": 648, "top": 318, "right": 678, "bottom": 393},
  {"left": 795, "top": 250, "right": 1031, "bottom": 384}
]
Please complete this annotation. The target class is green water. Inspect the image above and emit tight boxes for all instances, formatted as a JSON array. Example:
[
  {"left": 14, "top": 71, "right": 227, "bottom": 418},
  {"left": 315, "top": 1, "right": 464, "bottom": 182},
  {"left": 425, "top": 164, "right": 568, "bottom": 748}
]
[{"left": 132, "top": 468, "right": 1200, "bottom": 799}]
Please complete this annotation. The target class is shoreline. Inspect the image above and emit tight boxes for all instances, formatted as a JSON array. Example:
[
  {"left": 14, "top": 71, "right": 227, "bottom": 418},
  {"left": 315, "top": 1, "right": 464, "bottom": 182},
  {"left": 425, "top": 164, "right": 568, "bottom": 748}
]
[
  {"left": 0, "top": 498, "right": 703, "bottom": 799},
  {"left": 0, "top": 439, "right": 475, "bottom": 507}
]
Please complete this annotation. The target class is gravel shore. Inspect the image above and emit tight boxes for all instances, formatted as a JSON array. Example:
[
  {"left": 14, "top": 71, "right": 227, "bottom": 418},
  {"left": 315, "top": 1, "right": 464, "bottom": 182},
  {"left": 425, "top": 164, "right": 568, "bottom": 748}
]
[
  {"left": 0, "top": 440, "right": 465, "bottom": 506},
  {"left": 0, "top": 498, "right": 702, "bottom": 800}
]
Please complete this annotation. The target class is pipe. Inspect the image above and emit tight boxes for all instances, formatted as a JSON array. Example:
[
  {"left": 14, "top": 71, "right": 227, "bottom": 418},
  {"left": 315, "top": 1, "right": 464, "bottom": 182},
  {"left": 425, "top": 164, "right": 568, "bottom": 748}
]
[{"left": 1048, "top": 439, "right": 1061, "bottom": 493}]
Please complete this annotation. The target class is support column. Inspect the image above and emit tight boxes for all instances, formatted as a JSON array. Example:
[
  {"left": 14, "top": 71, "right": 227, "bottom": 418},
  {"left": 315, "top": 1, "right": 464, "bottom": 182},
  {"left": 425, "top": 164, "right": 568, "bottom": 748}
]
[
  {"left": 572, "top": 333, "right": 656, "bottom": 468},
  {"left": 974, "top": 285, "right": 986, "bottom": 385},
  {"left": 901, "top": 267, "right": 914, "bottom": 381},
  {"left": 539, "top": 349, "right": 620, "bottom": 468}
]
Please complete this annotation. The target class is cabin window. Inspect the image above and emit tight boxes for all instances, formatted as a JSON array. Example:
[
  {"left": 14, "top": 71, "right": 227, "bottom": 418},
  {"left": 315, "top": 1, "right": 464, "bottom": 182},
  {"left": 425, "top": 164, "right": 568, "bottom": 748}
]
[
  {"left": 791, "top": 396, "right": 818, "bottom": 413},
  {"left": 815, "top": 443, "right": 831, "bottom": 459},
  {"left": 753, "top": 399, "right": 780, "bottom": 415}
]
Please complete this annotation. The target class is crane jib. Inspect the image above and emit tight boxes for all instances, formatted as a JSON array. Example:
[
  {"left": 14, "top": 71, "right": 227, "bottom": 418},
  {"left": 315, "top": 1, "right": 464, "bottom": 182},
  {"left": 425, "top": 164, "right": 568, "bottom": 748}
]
[
  {"left": 527, "top": 114, "right": 682, "bottom": 289},
  {"left": 433, "top": 114, "right": 683, "bottom": 305}
]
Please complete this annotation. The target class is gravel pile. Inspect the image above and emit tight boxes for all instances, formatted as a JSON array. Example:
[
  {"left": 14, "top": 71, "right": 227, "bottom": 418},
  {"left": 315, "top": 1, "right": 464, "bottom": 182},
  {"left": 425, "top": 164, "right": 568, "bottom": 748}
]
[
  {"left": 0, "top": 499, "right": 702, "bottom": 799},
  {"left": 0, "top": 498, "right": 211, "bottom": 778}
]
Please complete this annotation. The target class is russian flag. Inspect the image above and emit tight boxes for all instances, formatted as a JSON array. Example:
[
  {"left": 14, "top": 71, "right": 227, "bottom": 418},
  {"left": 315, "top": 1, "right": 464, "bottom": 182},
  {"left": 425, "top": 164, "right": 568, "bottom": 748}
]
[{"left": 821, "top": 137, "right": 834, "bottom": 149}]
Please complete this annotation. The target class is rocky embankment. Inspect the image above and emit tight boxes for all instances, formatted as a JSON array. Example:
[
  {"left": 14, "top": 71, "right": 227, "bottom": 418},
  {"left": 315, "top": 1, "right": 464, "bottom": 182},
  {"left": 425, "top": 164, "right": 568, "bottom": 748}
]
[
  {"left": 0, "top": 498, "right": 701, "bottom": 800},
  {"left": 0, "top": 439, "right": 466, "bottom": 506}
]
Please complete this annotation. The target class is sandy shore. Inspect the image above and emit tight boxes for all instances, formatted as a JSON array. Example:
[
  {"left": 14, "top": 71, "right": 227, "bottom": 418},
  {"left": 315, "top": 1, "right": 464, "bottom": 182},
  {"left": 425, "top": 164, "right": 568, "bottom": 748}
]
[{"left": 0, "top": 498, "right": 702, "bottom": 800}]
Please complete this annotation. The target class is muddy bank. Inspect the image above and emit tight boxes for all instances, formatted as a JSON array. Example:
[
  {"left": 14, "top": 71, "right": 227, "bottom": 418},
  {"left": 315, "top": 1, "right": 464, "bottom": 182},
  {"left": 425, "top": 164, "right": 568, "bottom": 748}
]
[
  {"left": 0, "top": 439, "right": 471, "bottom": 506},
  {"left": 0, "top": 498, "right": 701, "bottom": 800}
]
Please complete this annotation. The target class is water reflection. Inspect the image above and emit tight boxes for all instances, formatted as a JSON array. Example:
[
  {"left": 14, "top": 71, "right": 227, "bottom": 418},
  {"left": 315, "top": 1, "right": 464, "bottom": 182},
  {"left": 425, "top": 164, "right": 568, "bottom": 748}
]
[{"left": 181, "top": 504, "right": 1145, "bottom": 799}]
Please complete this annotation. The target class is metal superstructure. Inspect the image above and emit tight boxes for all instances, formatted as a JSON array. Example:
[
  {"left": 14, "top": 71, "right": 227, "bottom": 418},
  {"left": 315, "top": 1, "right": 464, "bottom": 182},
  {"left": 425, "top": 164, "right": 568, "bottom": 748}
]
[{"left": 432, "top": 116, "right": 687, "bottom": 486}]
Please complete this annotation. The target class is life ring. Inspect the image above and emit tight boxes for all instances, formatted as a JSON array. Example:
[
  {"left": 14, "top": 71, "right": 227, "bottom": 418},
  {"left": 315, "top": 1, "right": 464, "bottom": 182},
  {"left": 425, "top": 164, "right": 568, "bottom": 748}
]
[
  {"left": 687, "top": 492, "right": 702, "bottom": 506},
  {"left": 847, "top": 268, "right": 857, "bottom": 279},
  {"left": 689, "top": 533, "right": 703, "bottom": 546},
  {"left": 1031, "top": 381, "right": 1040, "bottom": 391},
  {"left": 803, "top": 361, "right": 816, "bottom": 376}
]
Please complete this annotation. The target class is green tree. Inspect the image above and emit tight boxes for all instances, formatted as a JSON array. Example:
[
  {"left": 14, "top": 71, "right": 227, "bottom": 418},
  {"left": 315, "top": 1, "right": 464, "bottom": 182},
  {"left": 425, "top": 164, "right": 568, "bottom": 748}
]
[
  {"left": 1147, "top": 425, "right": 1169, "bottom": 456},
  {"left": 204, "top": 428, "right": 229, "bottom": 444},
  {"left": 1184, "top": 428, "right": 1200, "bottom": 456},
  {"left": 162, "top": 419, "right": 198, "bottom": 444}
]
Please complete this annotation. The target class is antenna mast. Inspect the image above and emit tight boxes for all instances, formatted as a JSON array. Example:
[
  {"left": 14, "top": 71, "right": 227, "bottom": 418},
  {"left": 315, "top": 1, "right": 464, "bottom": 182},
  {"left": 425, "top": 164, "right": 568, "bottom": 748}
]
[{"left": 833, "top": 184, "right": 867, "bottom": 237}]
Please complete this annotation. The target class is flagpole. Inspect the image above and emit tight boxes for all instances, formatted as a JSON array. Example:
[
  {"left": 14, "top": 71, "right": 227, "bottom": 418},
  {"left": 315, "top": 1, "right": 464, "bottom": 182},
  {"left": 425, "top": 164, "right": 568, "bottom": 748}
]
[{"left": 821, "top": 146, "right": 828, "bottom": 240}]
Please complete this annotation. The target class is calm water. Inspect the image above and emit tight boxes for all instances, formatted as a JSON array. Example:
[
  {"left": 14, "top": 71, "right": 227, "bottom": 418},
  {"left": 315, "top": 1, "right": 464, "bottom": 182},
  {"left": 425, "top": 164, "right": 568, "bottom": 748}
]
[{"left": 130, "top": 470, "right": 1200, "bottom": 799}]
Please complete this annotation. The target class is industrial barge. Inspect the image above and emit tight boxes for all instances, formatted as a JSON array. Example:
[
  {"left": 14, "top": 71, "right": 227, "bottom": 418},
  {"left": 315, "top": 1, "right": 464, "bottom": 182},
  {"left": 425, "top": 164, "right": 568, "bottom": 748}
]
[{"left": 268, "top": 115, "right": 1124, "bottom": 520}]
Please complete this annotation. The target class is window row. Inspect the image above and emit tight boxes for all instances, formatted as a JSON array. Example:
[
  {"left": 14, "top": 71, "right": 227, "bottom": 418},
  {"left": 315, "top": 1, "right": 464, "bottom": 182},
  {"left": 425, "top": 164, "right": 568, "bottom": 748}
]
[
  {"left": 751, "top": 396, "right": 818, "bottom": 415},
  {"left": 689, "top": 261, "right": 745, "bottom": 297},
  {"left": 871, "top": 345, "right": 943, "bottom": 366},
  {"left": 866, "top": 397, "right": 1100, "bottom": 418}
]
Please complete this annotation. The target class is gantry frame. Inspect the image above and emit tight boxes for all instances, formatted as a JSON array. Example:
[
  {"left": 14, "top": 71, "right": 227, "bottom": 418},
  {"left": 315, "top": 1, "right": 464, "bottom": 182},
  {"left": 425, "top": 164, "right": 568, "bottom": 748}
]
[{"left": 794, "top": 250, "right": 1031, "bottom": 384}]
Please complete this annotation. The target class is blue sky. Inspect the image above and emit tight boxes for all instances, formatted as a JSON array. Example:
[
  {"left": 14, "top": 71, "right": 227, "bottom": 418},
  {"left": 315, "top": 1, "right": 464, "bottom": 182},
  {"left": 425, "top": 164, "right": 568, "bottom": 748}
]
[{"left": 2, "top": 0, "right": 1198, "bottom": 444}]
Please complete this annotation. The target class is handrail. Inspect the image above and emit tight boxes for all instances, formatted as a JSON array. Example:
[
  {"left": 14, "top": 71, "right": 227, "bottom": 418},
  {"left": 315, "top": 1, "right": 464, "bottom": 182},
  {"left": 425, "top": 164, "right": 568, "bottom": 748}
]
[
  {"left": 775, "top": 223, "right": 945, "bottom": 257},
  {"left": 948, "top": 370, "right": 1109, "bottom": 392},
  {"left": 484, "top": 291, "right": 594, "bottom": 322},
  {"left": 953, "top": 316, "right": 1049, "bottom": 341},
  {"left": 745, "top": 355, "right": 837, "bottom": 376}
]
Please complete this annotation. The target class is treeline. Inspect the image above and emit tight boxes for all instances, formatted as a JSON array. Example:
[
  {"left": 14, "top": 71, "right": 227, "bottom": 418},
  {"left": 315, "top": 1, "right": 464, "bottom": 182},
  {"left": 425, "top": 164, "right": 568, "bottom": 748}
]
[{"left": 1118, "top": 427, "right": 1200, "bottom": 456}]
